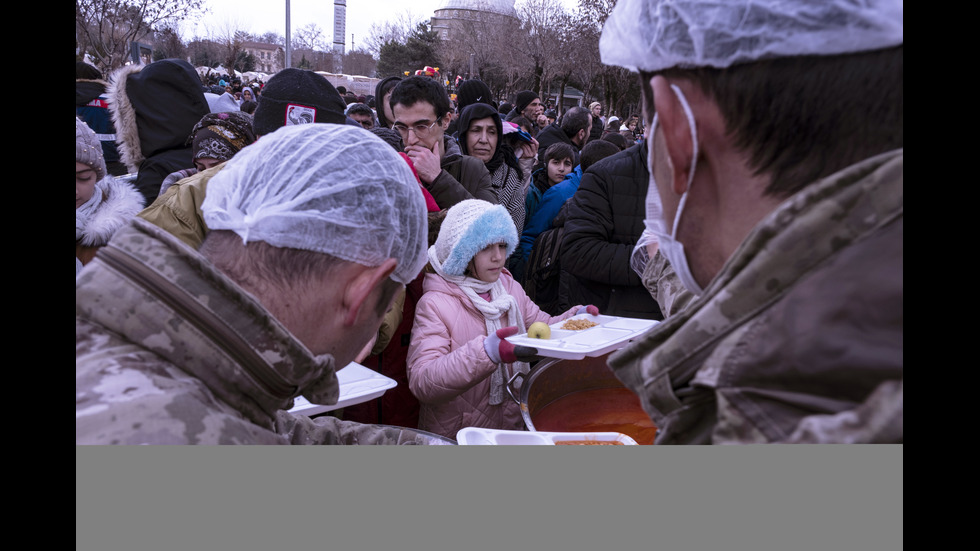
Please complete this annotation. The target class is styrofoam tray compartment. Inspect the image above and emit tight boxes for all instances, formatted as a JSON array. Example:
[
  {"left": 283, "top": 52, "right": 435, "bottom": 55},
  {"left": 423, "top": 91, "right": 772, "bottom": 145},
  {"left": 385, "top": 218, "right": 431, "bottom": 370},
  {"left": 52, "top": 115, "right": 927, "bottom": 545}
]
[
  {"left": 504, "top": 314, "right": 660, "bottom": 360},
  {"left": 288, "top": 362, "right": 397, "bottom": 416},
  {"left": 456, "top": 427, "right": 638, "bottom": 445}
]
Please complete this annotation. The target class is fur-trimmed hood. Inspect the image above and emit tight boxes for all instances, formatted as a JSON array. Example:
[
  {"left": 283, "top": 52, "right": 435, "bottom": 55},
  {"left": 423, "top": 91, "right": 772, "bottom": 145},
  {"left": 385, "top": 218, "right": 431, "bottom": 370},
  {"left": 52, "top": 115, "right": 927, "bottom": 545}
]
[
  {"left": 107, "top": 60, "right": 209, "bottom": 173},
  {"left": 77, "top": 175, "right": 146, "bottom": 247}
]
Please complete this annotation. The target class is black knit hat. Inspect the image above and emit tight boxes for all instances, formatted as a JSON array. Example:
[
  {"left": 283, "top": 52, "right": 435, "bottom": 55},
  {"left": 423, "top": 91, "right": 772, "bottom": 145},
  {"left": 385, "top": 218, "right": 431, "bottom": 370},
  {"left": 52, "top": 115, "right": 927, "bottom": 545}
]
[
  {"left": 514, "top": 90, "right": 539, "bottom": 114},
  {"left": 455, "top": 79, "right": 494, "bottom": 113},
  {"left": 252, "top": 68, "right": 347, "bottom": 135}
]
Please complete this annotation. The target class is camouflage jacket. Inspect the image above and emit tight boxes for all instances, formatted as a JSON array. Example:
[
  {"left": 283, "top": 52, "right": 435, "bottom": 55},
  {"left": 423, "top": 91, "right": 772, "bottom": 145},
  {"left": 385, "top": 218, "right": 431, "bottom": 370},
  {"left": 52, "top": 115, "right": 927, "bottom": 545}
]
[
  {"left": 76, "top": 218, "right": 452, "bottom": 445},
  {"left": 608, "top": 150, "right": 904, "bottom": 444}
]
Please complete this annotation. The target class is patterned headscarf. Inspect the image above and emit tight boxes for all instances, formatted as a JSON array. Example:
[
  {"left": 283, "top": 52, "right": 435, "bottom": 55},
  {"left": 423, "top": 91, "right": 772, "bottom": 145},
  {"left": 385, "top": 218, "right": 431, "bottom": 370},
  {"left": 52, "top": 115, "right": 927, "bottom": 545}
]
[{"left": 188, "top": 111, "right": 256, "bottom": 163}]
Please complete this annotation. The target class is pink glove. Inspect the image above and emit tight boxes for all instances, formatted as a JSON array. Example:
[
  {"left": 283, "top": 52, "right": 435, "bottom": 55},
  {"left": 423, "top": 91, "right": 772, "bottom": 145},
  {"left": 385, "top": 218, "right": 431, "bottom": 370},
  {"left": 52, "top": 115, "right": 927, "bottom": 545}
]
[
  {"left": 484, "top": 327, "right": 538, "bottom": 364},
  {"left": 576, "top": 305, "right": 600, "bottom": 316}
]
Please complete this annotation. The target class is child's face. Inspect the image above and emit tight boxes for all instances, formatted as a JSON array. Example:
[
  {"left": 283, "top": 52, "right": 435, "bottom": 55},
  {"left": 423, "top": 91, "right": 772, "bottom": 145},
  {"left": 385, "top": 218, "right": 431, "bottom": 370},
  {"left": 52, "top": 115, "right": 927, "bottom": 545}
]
[
  {"left": 547, "top": 157, "right": 574, "bottom": 186},
  {"left": 467, "top": 243, "right": 508, "bottom": 283},
  {"left": 76, "top": 161, "right": 97, "bottom": 209}
]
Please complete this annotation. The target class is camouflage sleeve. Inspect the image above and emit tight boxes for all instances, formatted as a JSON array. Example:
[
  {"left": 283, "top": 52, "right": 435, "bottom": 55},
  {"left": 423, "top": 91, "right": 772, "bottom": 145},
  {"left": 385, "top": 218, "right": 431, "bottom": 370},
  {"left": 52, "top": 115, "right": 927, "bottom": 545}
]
[
  {"left": 274, "top": 411, "right": 455, "bottom": 445},
  {"left": 783, "top": 379, "right": 904, "bottom": 444},
  {"left": 641, "top": 250, "right": 698, "bottom": 318}
]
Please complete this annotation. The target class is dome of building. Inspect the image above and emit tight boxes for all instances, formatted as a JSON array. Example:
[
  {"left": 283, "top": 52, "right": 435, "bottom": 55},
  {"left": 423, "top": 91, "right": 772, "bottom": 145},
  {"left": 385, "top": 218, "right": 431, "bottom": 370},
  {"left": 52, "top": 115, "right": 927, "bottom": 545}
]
[{"left": 435, "top": 0, "right": 518, "bottom": 18}]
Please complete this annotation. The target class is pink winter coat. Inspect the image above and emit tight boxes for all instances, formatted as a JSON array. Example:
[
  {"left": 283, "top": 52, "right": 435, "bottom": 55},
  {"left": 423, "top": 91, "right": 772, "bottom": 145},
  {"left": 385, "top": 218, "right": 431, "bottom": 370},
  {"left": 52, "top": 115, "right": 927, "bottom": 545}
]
[{"left": 407, "top": 268, "right": 582, "bottom": 440}]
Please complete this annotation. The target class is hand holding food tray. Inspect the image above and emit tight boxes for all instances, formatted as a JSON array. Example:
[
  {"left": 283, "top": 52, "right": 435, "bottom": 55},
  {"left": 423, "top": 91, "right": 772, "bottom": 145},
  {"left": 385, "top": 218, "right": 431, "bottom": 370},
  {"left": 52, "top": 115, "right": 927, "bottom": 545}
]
[{"left": 506, "top": 314, "right": 661, "bottom": 360}]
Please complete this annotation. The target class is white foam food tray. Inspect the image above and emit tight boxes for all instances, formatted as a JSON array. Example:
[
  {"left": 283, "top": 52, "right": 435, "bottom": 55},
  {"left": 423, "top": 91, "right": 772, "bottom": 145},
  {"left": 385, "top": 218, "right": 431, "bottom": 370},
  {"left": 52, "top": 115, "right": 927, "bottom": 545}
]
[
  {"left": 457, "top": 427, "right": 638, "bottom": 445},
  {"left": 505, "top": 314, "right": 660, "bottom": 360},
  {"left": 288, "top": 362, "right": 397, "bottom": 416}
]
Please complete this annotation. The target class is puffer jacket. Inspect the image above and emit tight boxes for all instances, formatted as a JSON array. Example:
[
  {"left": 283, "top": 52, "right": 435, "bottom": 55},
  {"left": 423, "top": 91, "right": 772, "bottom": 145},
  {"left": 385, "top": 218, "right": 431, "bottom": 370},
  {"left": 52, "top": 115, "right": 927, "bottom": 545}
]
[
  {"left": 76, "top": 218, "right": 452, "bottom": 445},
  {"left": 560, "top": 141, "right": 663, "bottom": 320},
  {"left": 108, "top": 59, "right": 210, "bottom": 206},
  {"left": 430, "top": 136, "right": 498, "bottom": 209},
  {"left": 407, "top": 269, "right": 581, "bottom": 439},
  {"left": 609, "top": 150, "right": 904, "bottom": 444}
]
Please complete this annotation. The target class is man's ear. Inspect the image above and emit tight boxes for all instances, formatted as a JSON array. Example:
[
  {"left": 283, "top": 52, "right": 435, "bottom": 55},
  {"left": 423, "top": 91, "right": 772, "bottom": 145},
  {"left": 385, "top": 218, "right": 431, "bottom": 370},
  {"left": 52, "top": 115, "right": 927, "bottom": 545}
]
[
  {"left": 342, "top": 258, "right": 398, "bottom": 326},
  {"left": 650, "top": 76, "right": 695, "bottom": 195}
]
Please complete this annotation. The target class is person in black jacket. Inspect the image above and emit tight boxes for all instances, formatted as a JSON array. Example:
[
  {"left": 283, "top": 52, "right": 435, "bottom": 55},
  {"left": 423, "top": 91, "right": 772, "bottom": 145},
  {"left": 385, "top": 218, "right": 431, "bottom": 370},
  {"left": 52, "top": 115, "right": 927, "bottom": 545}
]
[
  {"left": 559, "top": 140, "right": 664, "bottom": 320},
  {"left": 107, "top": 59, "right": 210, "bottom": 206},
  {"left": 533, "top": 105, "right": 592, "bottom": 171}
]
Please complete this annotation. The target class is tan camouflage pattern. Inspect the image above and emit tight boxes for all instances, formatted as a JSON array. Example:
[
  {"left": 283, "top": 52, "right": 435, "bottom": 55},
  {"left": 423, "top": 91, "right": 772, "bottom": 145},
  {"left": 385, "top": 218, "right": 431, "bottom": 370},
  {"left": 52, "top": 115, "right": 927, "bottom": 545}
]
[
  {"left": 76, "top": 218, "right": 453, "bottom": 445},
  {"left": 609, "top": 150, "right": 904, "bottom": 444}
]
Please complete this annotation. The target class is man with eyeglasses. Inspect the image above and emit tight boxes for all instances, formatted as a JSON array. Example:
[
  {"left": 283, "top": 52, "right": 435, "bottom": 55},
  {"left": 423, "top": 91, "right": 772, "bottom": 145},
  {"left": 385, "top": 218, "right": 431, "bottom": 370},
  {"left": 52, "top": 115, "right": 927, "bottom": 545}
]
[{"left": 390, "top": 76, "right": 497, "bottom": 210}]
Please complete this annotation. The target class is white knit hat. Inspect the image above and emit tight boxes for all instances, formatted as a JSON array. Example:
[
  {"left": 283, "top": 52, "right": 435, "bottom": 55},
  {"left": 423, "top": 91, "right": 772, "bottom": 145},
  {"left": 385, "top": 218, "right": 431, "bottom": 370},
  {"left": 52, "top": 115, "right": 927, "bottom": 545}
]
[
  {"left": 76, "top": 117, "right": 106, "bottom": 182},
  {"left": 432, "top": 199, "right": 518, "bottom": 277}
]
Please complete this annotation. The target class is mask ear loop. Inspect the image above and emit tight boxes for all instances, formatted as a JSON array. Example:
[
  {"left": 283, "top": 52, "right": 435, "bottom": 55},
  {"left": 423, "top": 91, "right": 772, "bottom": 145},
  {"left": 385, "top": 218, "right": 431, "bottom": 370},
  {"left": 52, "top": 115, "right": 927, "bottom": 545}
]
[{"left": 667, "top": 84, "right": 699, "bottom": 238}]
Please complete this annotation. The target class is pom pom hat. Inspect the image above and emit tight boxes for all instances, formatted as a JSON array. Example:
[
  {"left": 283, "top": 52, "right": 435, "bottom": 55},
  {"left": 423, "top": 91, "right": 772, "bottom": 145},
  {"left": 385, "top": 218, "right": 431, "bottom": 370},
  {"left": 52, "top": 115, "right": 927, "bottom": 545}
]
[{"left": 432, "top": 199, "right": 518, "bottom": 277}]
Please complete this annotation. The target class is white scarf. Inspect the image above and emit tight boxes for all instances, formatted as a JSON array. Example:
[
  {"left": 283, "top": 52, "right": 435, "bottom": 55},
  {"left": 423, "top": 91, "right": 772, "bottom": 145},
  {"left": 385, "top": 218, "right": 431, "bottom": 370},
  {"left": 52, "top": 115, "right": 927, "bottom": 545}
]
[
  {"left": 427, "top": 247, "right": 529, "bottom": 405},
  {"left": 76, "top": 179, "right": 107, "bottom": 241}
]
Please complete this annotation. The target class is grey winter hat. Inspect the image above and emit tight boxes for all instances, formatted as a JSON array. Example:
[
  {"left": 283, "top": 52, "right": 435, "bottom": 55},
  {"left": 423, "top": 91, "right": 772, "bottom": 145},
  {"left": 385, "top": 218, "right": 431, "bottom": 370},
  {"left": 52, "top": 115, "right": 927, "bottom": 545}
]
[
  {"left": 76, "top": 117, "right": 106, "bottom": 182},
  {"left": 252, "top": 68, "right": 348, "bottom": 136}
]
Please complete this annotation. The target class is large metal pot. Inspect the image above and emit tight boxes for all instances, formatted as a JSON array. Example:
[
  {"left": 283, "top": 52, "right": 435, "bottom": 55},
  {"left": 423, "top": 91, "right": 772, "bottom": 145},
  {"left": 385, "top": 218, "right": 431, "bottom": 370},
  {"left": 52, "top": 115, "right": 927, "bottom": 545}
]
[{"left": 505, "top": 352, "right": 656, "bottom": 444}]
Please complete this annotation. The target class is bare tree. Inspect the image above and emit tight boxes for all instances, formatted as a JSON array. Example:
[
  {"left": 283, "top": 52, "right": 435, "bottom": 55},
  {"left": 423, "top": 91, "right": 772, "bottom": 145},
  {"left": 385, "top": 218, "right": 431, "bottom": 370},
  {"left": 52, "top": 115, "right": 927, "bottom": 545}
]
[
  {"left": 364, "top": 9, "right": 427, "bottom": 57},
  {"left": 509, "top": 0, "right": 571, "bottom": 98},
  {"left": 293, "top": 22, "right": 327, "bottom": 52},
  {"left": 343, "top": 48, "right": 377, "bottom": 77},
  {"left": 76, "top": 0, "right": 206, "bottom": 73},
  {"left": 152, "top": 22, "right": 187, "bottom": 61}
]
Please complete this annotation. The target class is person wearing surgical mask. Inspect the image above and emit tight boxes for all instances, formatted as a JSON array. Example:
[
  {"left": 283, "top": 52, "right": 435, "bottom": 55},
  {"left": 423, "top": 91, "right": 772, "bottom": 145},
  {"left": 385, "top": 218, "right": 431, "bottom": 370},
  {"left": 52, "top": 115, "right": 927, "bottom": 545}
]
[{"left": 602, "top": 0, "right": 903, "bottom": 444}]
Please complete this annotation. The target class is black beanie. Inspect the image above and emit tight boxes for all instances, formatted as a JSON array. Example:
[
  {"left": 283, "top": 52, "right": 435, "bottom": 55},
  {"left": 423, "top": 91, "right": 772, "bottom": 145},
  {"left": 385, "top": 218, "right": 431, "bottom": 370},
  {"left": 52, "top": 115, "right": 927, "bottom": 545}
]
[
  {"left": 455, "top": 79, "right": 494, "bottom": 113},
  {"left": 252, "top": 68, "right": 347, "bottom": 135},
  {"left": 515, "top": 90, "right": 538, "bottom": 113}
]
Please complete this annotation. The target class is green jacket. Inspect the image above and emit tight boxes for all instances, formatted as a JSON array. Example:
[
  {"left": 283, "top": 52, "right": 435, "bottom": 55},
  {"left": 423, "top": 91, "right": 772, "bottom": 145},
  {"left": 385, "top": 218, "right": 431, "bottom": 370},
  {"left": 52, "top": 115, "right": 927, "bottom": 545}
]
[{"left": 610, "top": 150, "right": 904, "bottom": 444}]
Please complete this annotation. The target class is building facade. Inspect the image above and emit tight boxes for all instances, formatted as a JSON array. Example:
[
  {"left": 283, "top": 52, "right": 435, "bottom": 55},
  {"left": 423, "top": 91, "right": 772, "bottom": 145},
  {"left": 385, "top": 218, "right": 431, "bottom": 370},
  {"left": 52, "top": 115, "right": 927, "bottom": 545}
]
[
  {"left": 430, "top": 0, "right": 520, "bottom": 40},
  {"left": 242, "top": 42, "right": 284, "bottom": 74}
]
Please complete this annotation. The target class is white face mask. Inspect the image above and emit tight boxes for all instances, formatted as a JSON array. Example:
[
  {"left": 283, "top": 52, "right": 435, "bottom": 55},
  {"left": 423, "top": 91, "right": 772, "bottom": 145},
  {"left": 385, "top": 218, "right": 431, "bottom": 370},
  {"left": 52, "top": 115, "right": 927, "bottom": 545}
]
[{"left": 644, "top": 84, "right": 704, "bottom": 296}]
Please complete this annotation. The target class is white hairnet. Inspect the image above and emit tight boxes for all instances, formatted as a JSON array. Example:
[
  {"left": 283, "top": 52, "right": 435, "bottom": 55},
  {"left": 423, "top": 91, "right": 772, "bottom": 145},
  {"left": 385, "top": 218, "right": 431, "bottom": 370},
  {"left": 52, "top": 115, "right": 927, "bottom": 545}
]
[
  {"left": 201, "top": 123, "right": 428, "bottom": 285},
  {"left": 600, "top": 0, "right": 904, "bottom": 73}
]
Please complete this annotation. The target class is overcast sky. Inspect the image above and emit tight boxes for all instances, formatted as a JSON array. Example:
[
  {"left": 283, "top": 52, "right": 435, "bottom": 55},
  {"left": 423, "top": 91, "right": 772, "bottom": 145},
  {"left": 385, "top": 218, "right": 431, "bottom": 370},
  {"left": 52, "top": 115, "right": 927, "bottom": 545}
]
[
  {"left": 184, "top": 1, "right": 466, "bottom": 49},
  {"left": 182, "top": 0, "right": 578, "bottom": 51}
]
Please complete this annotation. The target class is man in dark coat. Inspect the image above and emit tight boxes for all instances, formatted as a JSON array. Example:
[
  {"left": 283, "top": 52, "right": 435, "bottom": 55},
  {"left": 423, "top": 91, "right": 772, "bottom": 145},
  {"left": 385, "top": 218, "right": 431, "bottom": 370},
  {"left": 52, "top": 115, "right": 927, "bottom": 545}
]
[
  {"left": 534, "top": 106, "right": 592, "bottom": 170},
  {"left": 559, "top": 140, "right": 664, "bottom": 320}
]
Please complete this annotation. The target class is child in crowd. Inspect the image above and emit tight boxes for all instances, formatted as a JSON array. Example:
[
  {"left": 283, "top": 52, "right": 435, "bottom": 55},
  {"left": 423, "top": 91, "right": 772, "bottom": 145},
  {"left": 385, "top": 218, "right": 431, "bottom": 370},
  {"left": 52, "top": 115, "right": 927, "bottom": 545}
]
[
  {"left": 407, "top": 199, "right": 598, "bottom": 439},
  {"left": 526, "top": 143, "right": 575, "bottom": 234}
]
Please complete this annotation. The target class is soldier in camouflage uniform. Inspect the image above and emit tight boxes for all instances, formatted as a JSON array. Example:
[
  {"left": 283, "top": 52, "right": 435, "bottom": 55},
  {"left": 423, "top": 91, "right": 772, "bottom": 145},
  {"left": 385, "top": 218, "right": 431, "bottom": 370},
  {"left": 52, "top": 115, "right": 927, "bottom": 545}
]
[
  {"left": 76, "top": 124, "right": 452, "bottom": 445},
  {"left": 599, "top": 0, "right": 904, "bottom": 443}
]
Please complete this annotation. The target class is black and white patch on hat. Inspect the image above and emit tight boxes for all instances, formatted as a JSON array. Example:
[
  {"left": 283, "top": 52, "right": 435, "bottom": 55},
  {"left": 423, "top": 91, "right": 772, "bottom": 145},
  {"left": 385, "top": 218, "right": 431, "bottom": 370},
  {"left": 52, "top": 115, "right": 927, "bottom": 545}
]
[{"left": 285, "top": 104, "right": 317, "bottom": 126}]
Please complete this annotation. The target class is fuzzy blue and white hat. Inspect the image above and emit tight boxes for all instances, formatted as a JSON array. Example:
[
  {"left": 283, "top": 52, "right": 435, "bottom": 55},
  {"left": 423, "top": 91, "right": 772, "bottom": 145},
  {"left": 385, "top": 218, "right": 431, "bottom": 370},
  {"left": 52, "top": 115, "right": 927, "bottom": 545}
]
[{"left": 431, "top": 199, "right": 518, "bottom": 277}]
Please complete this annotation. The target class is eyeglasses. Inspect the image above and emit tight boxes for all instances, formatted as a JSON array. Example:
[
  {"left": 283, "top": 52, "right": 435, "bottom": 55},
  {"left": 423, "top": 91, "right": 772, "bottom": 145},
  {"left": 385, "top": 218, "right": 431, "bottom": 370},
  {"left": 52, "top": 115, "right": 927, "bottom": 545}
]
[{"left": 392, "top": 119, "right": 441, "bottom": 139}]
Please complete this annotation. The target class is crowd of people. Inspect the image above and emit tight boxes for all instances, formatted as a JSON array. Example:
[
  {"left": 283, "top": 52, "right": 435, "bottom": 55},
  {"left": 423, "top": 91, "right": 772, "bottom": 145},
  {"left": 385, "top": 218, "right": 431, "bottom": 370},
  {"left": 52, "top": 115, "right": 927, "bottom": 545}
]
[{"left": 76, "top": 0, "right": 903, "bottom": 445}]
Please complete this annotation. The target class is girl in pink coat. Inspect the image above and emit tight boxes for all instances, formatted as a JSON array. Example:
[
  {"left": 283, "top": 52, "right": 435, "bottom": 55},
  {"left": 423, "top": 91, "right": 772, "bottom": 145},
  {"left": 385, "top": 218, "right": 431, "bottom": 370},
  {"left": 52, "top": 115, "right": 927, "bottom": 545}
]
[{"left": 407, "top": 199, "right": 597, "bottom": 440}]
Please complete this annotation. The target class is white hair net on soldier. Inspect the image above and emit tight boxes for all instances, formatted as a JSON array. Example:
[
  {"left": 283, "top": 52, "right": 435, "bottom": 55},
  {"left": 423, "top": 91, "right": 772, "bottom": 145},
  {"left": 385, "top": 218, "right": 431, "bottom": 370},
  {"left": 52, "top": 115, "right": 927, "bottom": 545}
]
[
  {"left": 201, "top": 123, "right": 428, "bottom": 285},
  {"left": 600, "top": 0, "right": 904, "bottom": 73}
]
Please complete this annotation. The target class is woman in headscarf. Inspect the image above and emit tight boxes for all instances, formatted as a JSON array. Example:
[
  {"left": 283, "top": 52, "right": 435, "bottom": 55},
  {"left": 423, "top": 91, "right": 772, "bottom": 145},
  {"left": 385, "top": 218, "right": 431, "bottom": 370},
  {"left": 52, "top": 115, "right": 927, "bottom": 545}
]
[
  {"left": 456, "top": 103, "right": 537, "bottom": 237},
  {"left": 158, "top": 111, "right": 256, "bottom": 196}
]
